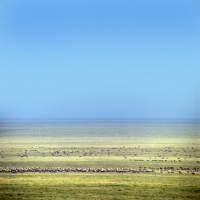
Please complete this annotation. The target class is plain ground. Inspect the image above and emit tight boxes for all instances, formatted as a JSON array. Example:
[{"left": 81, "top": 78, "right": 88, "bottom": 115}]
[{"left": 0, "top": 120, "right": 200, "bottom": 199}]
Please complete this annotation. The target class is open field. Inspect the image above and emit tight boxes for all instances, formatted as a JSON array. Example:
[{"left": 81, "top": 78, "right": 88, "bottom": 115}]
[
  {"left": 0, "top": 172, "right": 200, "bottom": 200},
  {"left": 0, "top": 120, "right": 200, "bottom": 199}
]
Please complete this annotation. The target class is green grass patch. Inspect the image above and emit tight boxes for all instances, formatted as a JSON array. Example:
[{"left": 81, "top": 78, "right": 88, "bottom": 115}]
[{"left": 0, "top": 173, "right": 200, "bottom": 199}]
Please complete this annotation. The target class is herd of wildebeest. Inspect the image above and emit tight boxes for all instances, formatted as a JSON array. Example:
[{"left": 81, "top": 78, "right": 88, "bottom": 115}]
[
  {"left": 1, "top": 145, "right": 200, "bottom": 162},
  {"left": 0, "top": 166, "right": 199, "bottom": 174},
  {"left": 0, "top": 145, "right": 199, "bottom": 174}
]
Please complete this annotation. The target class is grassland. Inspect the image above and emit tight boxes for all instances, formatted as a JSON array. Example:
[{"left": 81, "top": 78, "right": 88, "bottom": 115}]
[
  {"left": 0, "top": 120, "right": 200, "bottom": 199},
  {"left": 1, "top": 172, "right": 200, "bottom": 200}
]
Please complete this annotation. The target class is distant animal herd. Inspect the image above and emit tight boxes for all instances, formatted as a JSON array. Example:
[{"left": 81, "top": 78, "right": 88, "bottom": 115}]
[
  {"left": 0, "top": 145, "right": 199, "bottom": 175},
  {"left": 0, "top": 166, "right": 198, "bottom": 174}
]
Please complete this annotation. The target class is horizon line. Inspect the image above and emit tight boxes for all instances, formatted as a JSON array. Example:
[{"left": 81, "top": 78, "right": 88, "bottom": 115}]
[{"left": 0, "top": 118, "right": 199, "bottom": 121}]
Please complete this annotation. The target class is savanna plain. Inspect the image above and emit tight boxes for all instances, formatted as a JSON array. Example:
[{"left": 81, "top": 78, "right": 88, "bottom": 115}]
[{"left": 0, "top": 120, "right": 200, "bottom": 199}]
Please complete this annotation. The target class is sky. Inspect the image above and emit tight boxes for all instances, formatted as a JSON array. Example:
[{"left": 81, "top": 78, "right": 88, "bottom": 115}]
[{"left": 0, "top": 0, "right": 200, "bottom": 119}]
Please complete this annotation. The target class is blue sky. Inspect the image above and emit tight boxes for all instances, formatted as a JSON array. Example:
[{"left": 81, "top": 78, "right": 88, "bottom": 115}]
[{"left": 0, "top": 0, "right": 200, "bottom": 119}]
